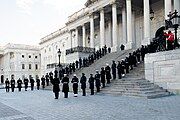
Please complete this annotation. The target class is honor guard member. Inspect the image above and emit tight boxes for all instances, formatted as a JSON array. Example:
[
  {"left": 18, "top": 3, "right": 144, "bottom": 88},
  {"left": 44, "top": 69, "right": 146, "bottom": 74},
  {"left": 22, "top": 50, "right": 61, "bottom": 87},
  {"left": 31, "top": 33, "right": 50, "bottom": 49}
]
[
  {"left": 121, "top": 59, "right": 126, "bottom": 77},
  {"left": 88, "top": 74, "right": 95, "bottom": 95},
  {"left": 111, "top": 61, "right": 117, "bottom": 80},
  {"left": 117, "top": 61, "right": 122, "bottom": 79},
  {"left": 45, "top": 73, "right": 50, "bottom": 86},
  {"left": 51, "top": 72, "right": 60, "bottom": 99},
  {"left": 10, "top": 78, "right": 15, "bottom": 92},
  {"left": 80, "top": 73, "right": 87, "bottom": 96},
  {"left": 95, "top": 70, "right": 101, "bottom": 92},
  {"left": 36, "top": 76, "right": 40, "bottom": 90},
  {"left": 49, "top": 72, "right": 53, "bottom": 83},
  {"left": 41, "top": 76, "right": 45, "bottom": 89},
  {"left": 61, "top": 74, "right": 69, "bottom": 98},
  {"left": 105, "top": 63, "right": 111, "bottom": 84},
  {"left": 17, "top": 78, "right": 22, "bottom": 91},
  {"left": 100, "top": 67, "right": 106, "bottom": 88},
  {"left": 71, "top": 74, "right": 79, "bottom": 97},
  {"left": 5, "top": 78, "right": 10, "bottom": 92},
  {"left": 140, "top": 45, "right": 146, "bottom": 62},
  {"left": 128, "top": 53, "right": 134, "bottom": 70},
  {"left": 30, "top": 77, "right": 35, "bottom": 91},
  {"left": 136, "top": 49, "right": 141, "bottom": 63},
  {"left": 125, "top": 57, "right": 130, "bottom": 74},
  {"left": 24, "top": 77, "right": 29, "bottom": 91}
]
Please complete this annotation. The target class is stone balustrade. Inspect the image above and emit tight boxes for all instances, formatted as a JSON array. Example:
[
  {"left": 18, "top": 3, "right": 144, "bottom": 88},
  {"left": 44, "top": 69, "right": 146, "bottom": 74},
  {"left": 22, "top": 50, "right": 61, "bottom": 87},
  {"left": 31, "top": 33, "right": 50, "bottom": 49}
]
[{"left": 66, "top": 46, "right": 95, "bottom": 55}]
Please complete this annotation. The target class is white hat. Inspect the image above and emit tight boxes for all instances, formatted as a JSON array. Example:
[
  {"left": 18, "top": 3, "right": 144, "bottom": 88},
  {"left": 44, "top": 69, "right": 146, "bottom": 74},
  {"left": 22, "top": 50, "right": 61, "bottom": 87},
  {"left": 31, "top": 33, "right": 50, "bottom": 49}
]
[
  {"left": 64, "top": 74, "right": 67, "bottom": 76},
  {"left": 106, "top": 63, "right": 109, "bottom": 66},
  {"left": 74, "top": 74, "right": 76, "bottom": 76}
]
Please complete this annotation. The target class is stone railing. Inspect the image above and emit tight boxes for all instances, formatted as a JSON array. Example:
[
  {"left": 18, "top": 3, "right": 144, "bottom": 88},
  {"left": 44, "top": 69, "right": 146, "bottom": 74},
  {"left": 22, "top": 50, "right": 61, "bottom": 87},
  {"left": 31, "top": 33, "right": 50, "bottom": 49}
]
[{"left": 66, "top": 46, "right": 95, "bottom": 55}]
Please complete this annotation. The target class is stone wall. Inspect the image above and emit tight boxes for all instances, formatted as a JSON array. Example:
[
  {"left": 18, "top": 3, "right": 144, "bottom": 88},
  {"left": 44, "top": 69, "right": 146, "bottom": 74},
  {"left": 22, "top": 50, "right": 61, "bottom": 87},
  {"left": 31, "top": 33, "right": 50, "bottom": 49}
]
[{"left": 145, "top": 49, "right": 180, "bottom": 94}]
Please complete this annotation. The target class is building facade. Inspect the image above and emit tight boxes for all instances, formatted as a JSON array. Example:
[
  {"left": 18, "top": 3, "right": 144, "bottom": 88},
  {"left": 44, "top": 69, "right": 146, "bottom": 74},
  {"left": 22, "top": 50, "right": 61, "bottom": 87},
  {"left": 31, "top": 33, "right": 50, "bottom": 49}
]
[
  {"left": 38, "top": 0, "right": 180, "bottom": 75},
  {"left": 0, "top": 43, "right": 41, "bottom": 81}
]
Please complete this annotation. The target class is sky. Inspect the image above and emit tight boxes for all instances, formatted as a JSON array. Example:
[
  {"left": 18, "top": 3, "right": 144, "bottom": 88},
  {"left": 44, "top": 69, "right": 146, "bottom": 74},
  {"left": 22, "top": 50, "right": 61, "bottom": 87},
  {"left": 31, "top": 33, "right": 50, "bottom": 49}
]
[{"left": 0, "top": 0, "right": 87, "bottom": 46}]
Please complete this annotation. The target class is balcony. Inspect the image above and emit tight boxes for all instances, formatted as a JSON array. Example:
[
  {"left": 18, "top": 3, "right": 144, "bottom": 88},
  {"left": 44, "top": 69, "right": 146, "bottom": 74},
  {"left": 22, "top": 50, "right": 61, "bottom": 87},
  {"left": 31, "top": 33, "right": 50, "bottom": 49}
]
[{"left": 66, "top": 46, "right": 95, "bottom": 55}]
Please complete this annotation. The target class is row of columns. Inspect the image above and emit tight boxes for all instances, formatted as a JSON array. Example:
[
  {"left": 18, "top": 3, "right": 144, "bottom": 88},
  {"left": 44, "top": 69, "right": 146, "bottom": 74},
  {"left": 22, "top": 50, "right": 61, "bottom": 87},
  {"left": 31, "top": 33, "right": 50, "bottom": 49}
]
[{"left": 70, "top": 0, "right": 180, "bottom": 50}]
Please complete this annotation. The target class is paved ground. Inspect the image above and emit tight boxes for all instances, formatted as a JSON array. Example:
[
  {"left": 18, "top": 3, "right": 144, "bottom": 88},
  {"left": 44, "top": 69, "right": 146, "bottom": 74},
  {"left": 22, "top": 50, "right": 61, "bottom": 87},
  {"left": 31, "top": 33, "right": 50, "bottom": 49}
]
[{"left": 0, "top": 89, "right": 180, "bottom": 120}]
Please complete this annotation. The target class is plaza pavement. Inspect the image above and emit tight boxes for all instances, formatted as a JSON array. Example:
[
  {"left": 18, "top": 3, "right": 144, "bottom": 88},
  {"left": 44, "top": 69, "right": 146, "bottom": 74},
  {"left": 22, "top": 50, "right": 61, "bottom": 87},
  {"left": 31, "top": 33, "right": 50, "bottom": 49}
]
[{"left": 0, "top": 89, "right": 180, "bottom": 120}]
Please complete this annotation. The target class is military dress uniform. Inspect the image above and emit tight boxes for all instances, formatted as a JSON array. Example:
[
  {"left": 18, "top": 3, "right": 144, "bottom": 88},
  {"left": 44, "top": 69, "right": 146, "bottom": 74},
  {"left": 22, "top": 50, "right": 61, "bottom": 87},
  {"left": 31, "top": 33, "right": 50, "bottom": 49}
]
[
  {"left": 10, "top": 79, "right": 15, "bottom": 92},
  {"left": 5, "top": 78, "right": 10, "bottom": 92},
  {"left": 62, "top": 75, "right": 69, "bottom": 98},
  {"left": 89, "top": 74, "right": 95, "bottom": 95},
  {"left": 17, "top": 78, "right": 22, "bottom": 91},
  {"left": 24, "top": 78, "right": 29, "bottom": 91},
  {"left": 80, "top": 73, "right": 87, "bottom": 96},
  {"left": 95, "top": 71, "right": 101, "bottom": 92},
  {"left": 71, "top": 75, "right": 79, "bottom": 97}
]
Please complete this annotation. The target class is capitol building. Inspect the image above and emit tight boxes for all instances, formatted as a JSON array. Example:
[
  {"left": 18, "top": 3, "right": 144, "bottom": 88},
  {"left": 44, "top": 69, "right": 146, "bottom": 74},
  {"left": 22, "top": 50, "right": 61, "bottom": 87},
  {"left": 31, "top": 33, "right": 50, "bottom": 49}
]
[{"left": 0, "top": 0, "right": 180, "bottom": 81}]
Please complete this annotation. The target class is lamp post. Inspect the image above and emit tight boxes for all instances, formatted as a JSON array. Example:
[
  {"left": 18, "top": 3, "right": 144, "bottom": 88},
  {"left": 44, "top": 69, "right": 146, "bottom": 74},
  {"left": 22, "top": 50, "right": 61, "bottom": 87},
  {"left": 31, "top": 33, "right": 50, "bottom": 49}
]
[
  {"left": 168, "top": 10, "right": 180, "bottom": 48},
  {"left": 57, "top": 49, "right": 61, "bottom": 67}
]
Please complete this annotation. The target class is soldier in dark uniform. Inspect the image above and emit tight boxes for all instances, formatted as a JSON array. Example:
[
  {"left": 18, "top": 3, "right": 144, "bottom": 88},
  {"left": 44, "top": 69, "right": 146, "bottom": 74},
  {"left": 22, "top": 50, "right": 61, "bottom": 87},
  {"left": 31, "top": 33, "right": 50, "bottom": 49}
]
[
  {"left": 105, "top": 64, "right": 111, "bottom": 84},
  {"left": 128, "top": 53, "right": 134, "bottom": 70},
  {"left": 72, "top": 62, "right": 76, "bottom": 72},
  {"left": 61, "top": 74, "right": 69, "bottom": 98},
  {"left": 125, "top": 57, "right": 130, "bottom": 74},
  {"left": 132, "top": 51, "right": 137, "bottom": 67},
  {"left": 69, "top": 63, "right": 72, "bottom": 74},
  {"left": 36, "top": 76, "right": 40, "bottom": 90},
  {"left": 100, "top": 67, "right": 106, "bottom": 88},
  {"left": 45, "top": 73, "right": 50, "bottom": 86},
  {"left": 95, "top": 70, "right": 101, "bottom": 92},
  {"left": 83, "top": 58, "right": 86, "bottom": 67},
  {"left": 111, "top": 61, "right": 117, "bottom": 80},
  {"left": 99, "top": 48, "right": 102, "bottom": 58},
  {"left": 117, "top": 61, "right": 122, "bottom": 79},
  {"left": 80, "top": 73, "right": 86, "bottom": 96},
  {"left": 108, "top": 47, "right": 111, "bottom": 53},
  {"left": 120, "top": 44, "right": 125, "bottom": 50},
  {"left": 5, "top": 78, "right": 10, "bottom": 92},
  {"left": 17, "top": 78, "right": 22, "bottom": 91},
  {"left": 30, "top": 77, "right": 35, "bottom": 91},
  {"left": 49, "top": 72, "right": 53, "bottom": 83},
  {"left": 24, "top": 77, "right": 29, "bottom": 91},
  {"left": 140, "top": 45, "right": 146, "bottom": 62},
  {"left": 88, "top": 74, "right": 94, "bottom": 95},
  {"left": 41, "top": 75, "right": 45, "bottom": 89},
  {"left": 71, "top": 74, "right": 79, "bottom": 97},
  {"left": 10, "top": 78, "right": 15, "bottom": 92},
  {"left": 104, "top": 45, "right": 107, "bottom": 54},
  {"left": 121, "top": 60, "right": 126, "bottom": 77},
  {"left": 79, "top": 57, "right": 82, "bottom": 68},
  {"left": 136, "top": 49, "right": 141, "bottom": 63},
  {"left": 75, "top": 60, "right": 79, "bottom": 69},
  {"left": 51, "top": 72, "right": 60, "bottom": 99}
]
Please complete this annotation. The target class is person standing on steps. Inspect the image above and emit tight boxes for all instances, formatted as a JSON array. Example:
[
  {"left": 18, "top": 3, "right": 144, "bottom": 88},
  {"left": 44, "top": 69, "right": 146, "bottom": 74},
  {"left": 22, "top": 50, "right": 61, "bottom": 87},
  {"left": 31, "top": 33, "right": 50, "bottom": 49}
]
[
  {"left": 80, "top": 73, "right": 87, "bottom": 96},
  {"left": 5, "top": 78, "right": 10, "bottom": 92},
  {"left": 36, "top": 76, "right": 40, "bottom": 90},
  {"left": 24, "top": 77, "right": 29, "bottom": 91},
  {"left": 111, "top": 60, "right": 117, "bottom": 80},
  {"left": 121, "top": 59, "right": 126, "bottom": 77},
  {"left": 89, "top": 74, "right": 95, "bottom": 95},
  {"left": 100, "top": 67, "right": 106, "bottom": 88},
  {"left": 10, "top": 77, "right": 15, "bottom": 92},
  {"left": 45, "top": 73, "right": 50, "bottom": 86},
  {"left": 140, "top": 45, "right": 146, "bottom": 62},
  {"left": 125, "top": 57, "right": 130, "bottom": 74},
  {"left": 51, "top": 72, "right": 60, "bottom": 99},
  {"left": 17, "top": 78, "right": 22, "bottom": 92},
  {"left": 105, "top": 63, "right": 111, "bottom": 84},
  {"left": 120, "top": 44, "right": 125, "bottom": 50},
  {"left": 95, "top": 70, "right": 101, "bottom": 92},
  {"left": 62, "top": 74, "right": 69, "bottom": 98},
  {"left": 117, "top": 61, "right": 122, "bottom": 79}
]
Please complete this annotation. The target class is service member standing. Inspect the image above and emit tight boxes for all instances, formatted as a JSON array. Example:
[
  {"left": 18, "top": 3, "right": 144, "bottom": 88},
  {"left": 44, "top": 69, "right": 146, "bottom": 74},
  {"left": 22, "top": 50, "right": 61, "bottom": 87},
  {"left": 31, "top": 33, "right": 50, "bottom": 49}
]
[
  {"left": 100, "top": 67, "right": 106, "bottom": 88},
  {"left": 95, "top": 70, "right": 101, "bottom": 92},
  {"left": 36, "top": 76, "right": 40, "bottom": 90},
  {"left": 111, "top": 61, "right": 117, "bottom": 80},
  {"left": 51, "top": 72, "right": 60, "bottom": 99},
  {"left": 80, "top": 73, "right": 87, "bottom": 96},
  {"left": 24, "top": 77, "right": 29, "bottom": 91},
  {"left": 30, "top": 77, "right": 35, "bottom": 91},
  {"left": 71, "top": 74, "right": 79, "bottom": 97},
  {"left": 105, "top": 64, "right": 111, "bottom": 84},
  {"left": 61, "top": 74, "right": 69, "bottom": 98},
  {"left": 5, "top": 78, "right": 10, "bottom": 92},
  {"left": 10, "top": 78, "right": 15, "bottom": 92},
  {"left": 45, "top": 73, "right": 50, "bottom": 86},
  {"left": 89, "top": 74, "right": 95, "bottom": 95},
  {"left": 41, "top": 76, "right": 45, "bottom": 89},
  {"left": 117, "top": 61, "right": 122, "bottom": 79},
  {"left": 17, "top": 78, "right": 22, "bottom": 91}
]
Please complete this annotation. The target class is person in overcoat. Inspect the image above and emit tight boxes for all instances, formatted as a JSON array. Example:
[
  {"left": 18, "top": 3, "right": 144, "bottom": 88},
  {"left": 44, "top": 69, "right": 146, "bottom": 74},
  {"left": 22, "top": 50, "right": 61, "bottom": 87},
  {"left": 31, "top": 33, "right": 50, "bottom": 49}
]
[
  {"left": 95, "top": 70, "right": 101, "bottom": 92},
  {"left": 61, "top": 74, "right": 69, "bottom": 98},
  {"left": 105, "top": 64, "right": 111, "bottom": 84},
  {"left": 17, "top": 78, "right": 22, "bottom": 91},
  {"left": 88, "top": 74, "right": 94, "bottom": 95},
  {"left": 52, "top": 72, "right": 60, "bottom": 99},
  {"left": 100, "top": 67, "right": 106, "bottom": 88},
  {"left": 71, "top": 74, "right": 79, "bottom": 97},
  {"left": 80, "top": 73, "right": 87, "bottom": 96}
]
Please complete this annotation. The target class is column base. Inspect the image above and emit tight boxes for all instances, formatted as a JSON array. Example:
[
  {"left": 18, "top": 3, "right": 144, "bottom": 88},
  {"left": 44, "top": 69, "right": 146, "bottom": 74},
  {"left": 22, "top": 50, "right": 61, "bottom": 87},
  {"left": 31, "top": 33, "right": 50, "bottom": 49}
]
[
  {"left": 141, "top": 37, "right": 150, "bottom": 46},
  {"left": 125, "top": 42, "right": 133, "bottom": 50}
]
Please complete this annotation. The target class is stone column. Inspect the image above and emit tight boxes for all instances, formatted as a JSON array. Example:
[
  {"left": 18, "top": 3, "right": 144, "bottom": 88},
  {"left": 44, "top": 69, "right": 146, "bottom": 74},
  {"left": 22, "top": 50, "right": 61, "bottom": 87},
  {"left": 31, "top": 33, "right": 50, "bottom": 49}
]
[
  {"left": 100, "top": 9, "right": 105, "bottom": 48},
  {"left": 164, "top": 0, "right": 172, "bottom": 19},
  {"left": 174, "top": 0, "right": 180, "bottom": 13},
  {"left": 69, "top": 30, "right": 72, "bottom": 48},
  {"left": 122, "top": 7, "right": 127, "bottom": 44},
  {"left": 126, "top": 0, "right": 132, "bottom": 49},
  {"left": 112, "top": 3, "right": 118, "bottom": 51},
  {"left": 90, "top": 15, "right": 95, "bottom": 48},
  {"left": 82, "top": 25, "right": 86, "bottom": 47},
  {"left": 143, "top": 0, "right": 150, "bottom": 45},
  {"left": 75, "top": 28, "right": 79, "bottom": 47},
  {"left": 108, "top": 22, "right": 112, "bottom": 47}
]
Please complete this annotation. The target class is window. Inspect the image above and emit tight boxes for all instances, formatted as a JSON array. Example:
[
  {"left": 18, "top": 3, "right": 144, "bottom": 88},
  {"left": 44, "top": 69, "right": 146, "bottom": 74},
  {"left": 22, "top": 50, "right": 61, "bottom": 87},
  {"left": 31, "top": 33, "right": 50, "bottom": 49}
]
[
  {"left": 29, "top": 64, "right": 31, "bottom": 69},
  {"left": 22, "top": 55, "right": 24, "bottom": 58},
  {"left": 29, "top": 55, "right": 31, "bottom": 58},
  {"left": 35, "top": 64, "right": 38, "bottom": 70},
  {"left": 22, "top": 64, "right": 25, "bottom": 69},
  {"left": 35, "top": 56, "right": 38, "bottom": 59}
]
